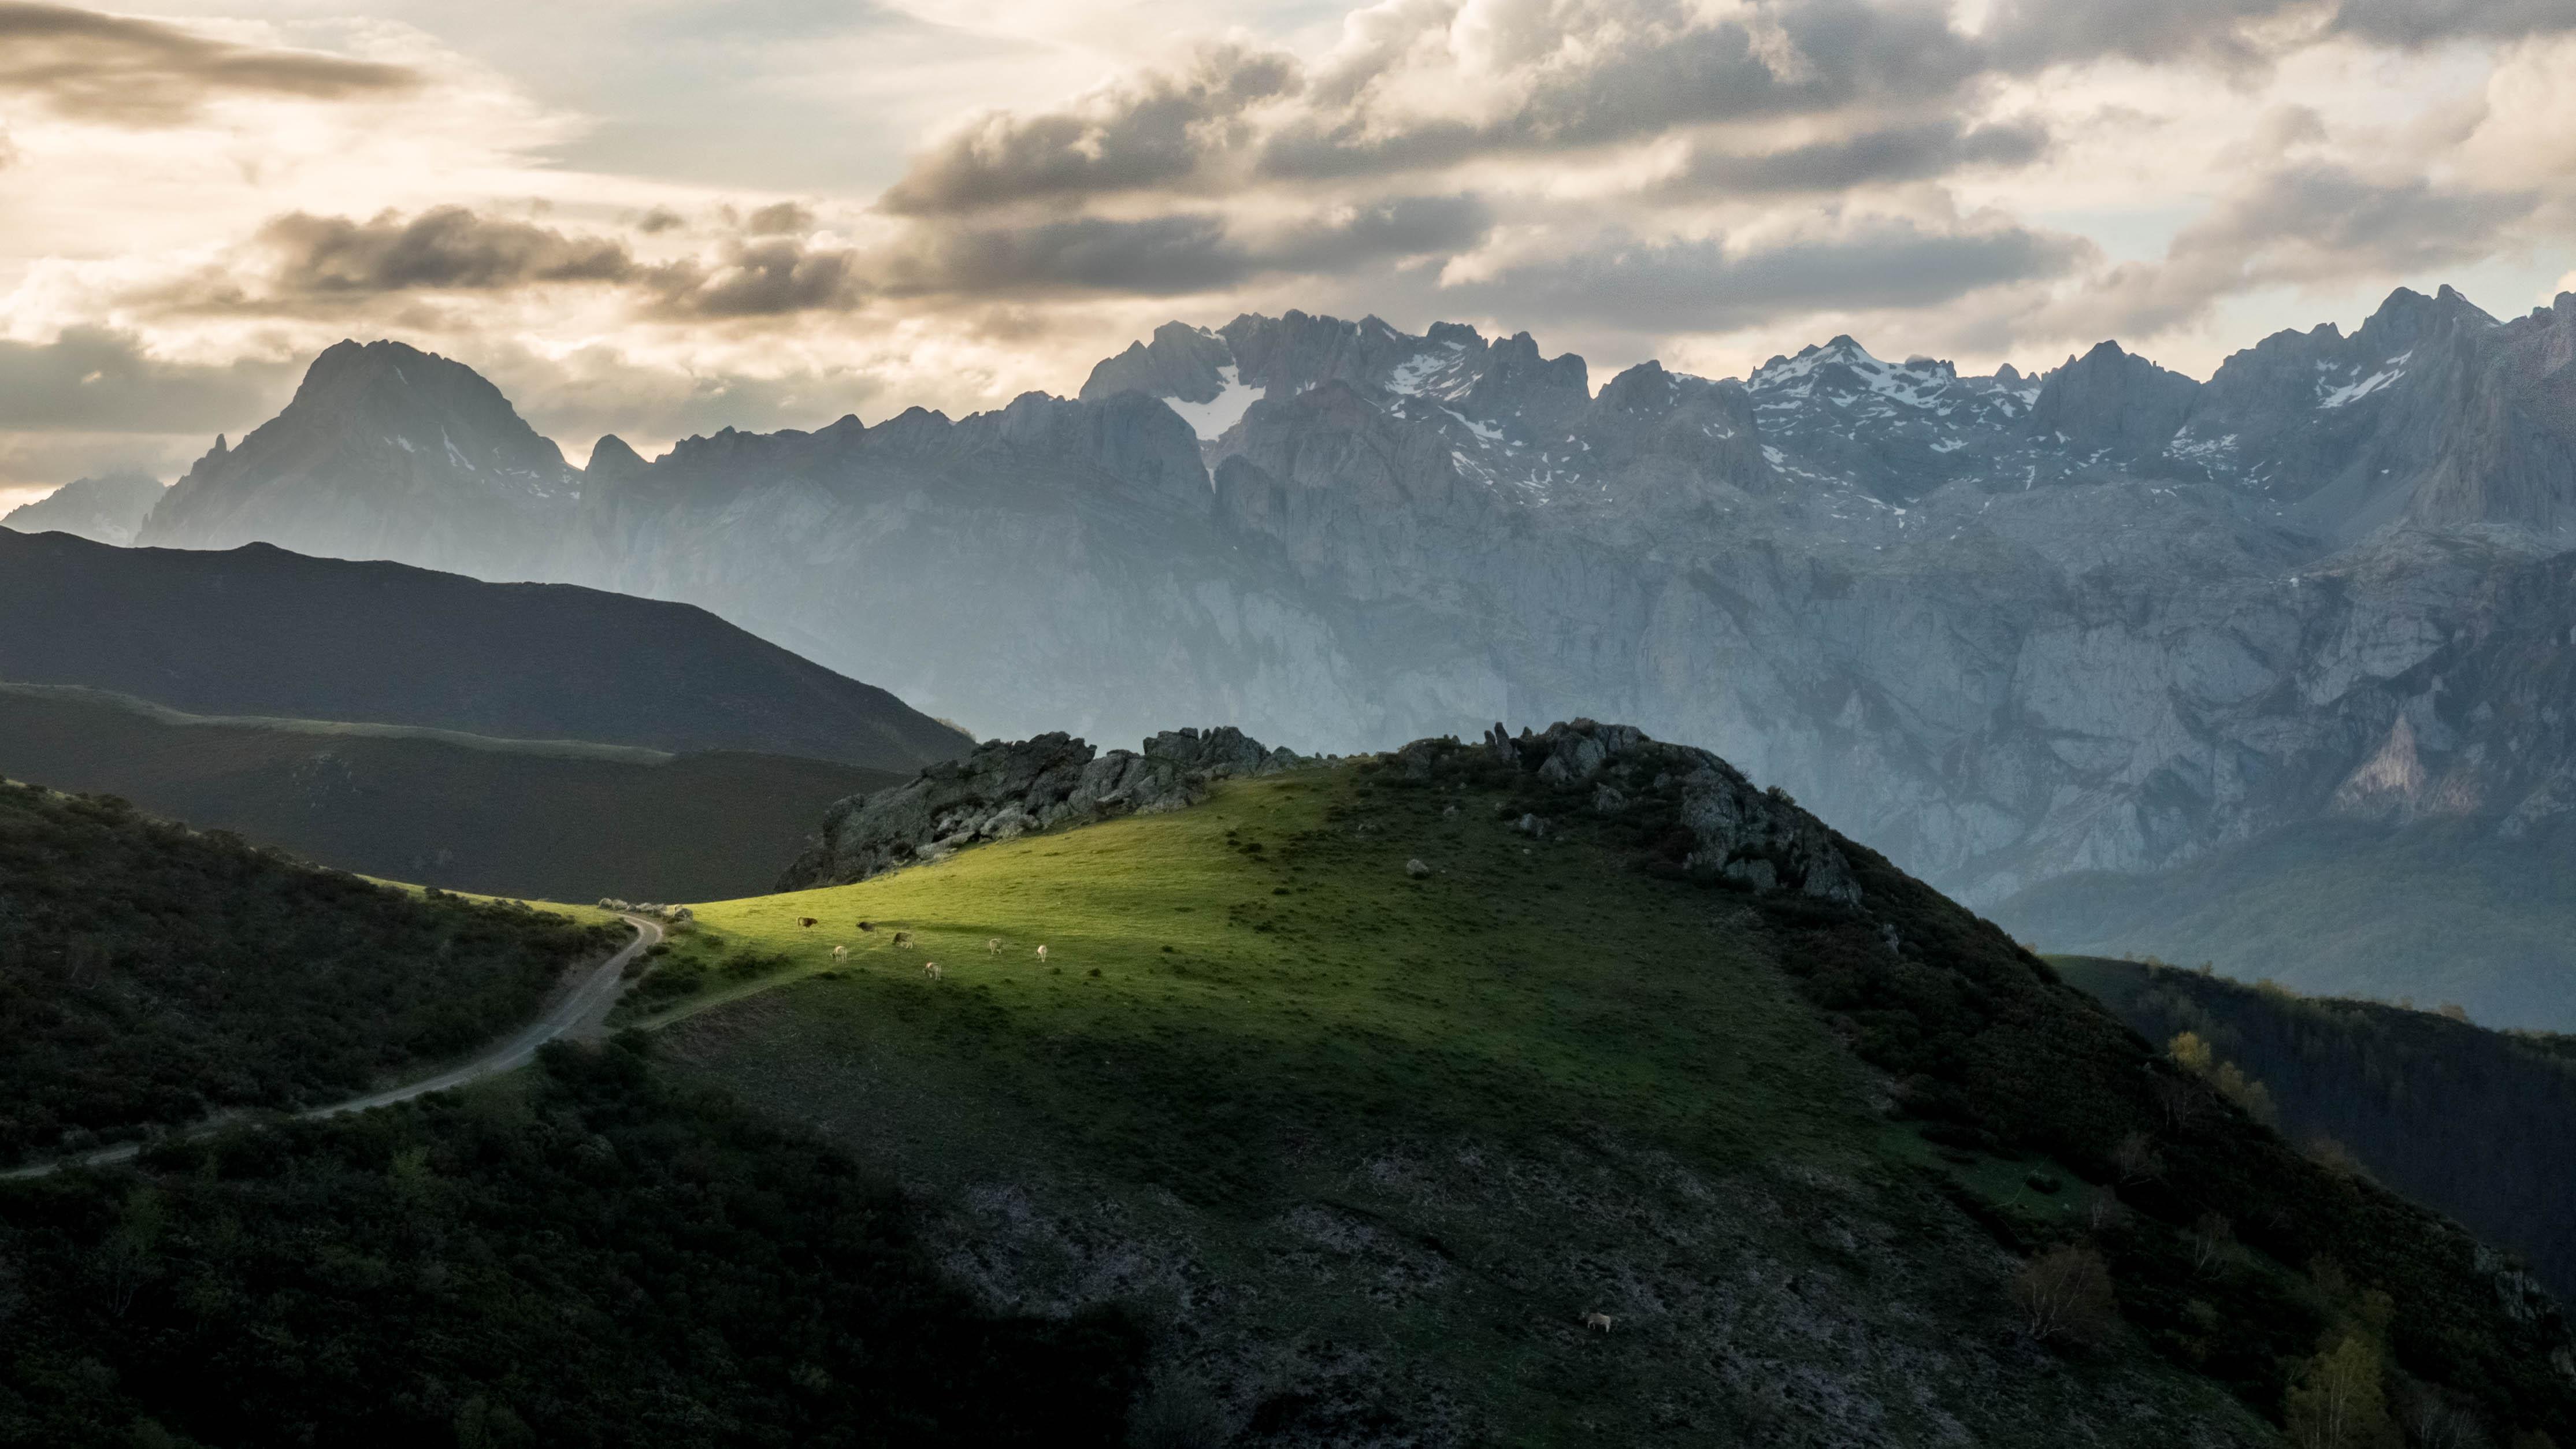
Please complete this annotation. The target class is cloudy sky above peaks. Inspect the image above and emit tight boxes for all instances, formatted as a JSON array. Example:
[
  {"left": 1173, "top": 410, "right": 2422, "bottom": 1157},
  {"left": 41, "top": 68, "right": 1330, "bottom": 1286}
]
[{"left": 3, "top": 0, "right": 2574, "bottom": 502}]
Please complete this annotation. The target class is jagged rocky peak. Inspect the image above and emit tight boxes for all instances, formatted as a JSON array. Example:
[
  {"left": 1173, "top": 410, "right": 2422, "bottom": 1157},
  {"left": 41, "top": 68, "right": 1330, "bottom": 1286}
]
[
  {"left": 0, "top": 471, "right": 168, "bottom": 546},
  {"left": 781, "top": 725, "right": 1306, "bottom": 889},
  {"left": 1079, "top": 321, "right": 1237, "bottom": 405},
  {"left": 584, "top": 434, "right": 649, "bottom": 485},
  {"left": 2023, "top": 339, "right": 2200, "bottom": 453}
]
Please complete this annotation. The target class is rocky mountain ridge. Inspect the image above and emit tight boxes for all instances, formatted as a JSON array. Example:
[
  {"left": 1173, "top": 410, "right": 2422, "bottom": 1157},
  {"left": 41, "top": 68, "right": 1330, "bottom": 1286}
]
[
  {"left": 120, "top": 288, "right": 2576, "bottom": 977},
  {"left": 2, "top": 471, "right": 166, "bottom": 546}
]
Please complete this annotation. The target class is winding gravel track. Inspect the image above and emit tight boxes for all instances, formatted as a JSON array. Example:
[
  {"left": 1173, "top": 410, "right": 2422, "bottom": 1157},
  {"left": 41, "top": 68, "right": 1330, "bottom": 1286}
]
[{"left": 0, "top": 914, "right": 660, "bottom": 1182}]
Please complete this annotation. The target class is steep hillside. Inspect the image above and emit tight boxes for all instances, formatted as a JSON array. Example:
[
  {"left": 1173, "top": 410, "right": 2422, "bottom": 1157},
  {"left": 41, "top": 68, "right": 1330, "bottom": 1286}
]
[
  {"left": 0, "top": 529, "right": 971, "bottom": 770},
  {"left": 116, "top": 292, "right": 2576, "bottom": 933},
  {"left": 0, "top": 779, "right": 619, "bottom": 1168},
  {"left": 0, "top": 1042, "right": 1144, "bottom": 1446},
  {"left": 0, "top": 472, "right": 165, "bottom": 545},
  {"left": 1994, "top": 816, "right": 2576, "bottom": 1031},
  {"left": 622, "top": 723, "right": 2575, "bottom": 1445},
  {"left": 0, "top": 683, "right": 896, "bottom": 903},
  {"left": 2059, "top": 956, "right": 2576, "bottom": 1304}
]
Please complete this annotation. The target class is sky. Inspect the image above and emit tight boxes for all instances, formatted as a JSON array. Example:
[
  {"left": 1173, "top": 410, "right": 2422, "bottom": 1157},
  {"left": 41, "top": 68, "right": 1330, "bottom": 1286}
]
[{"left": 2, "top": 0, "right": 2573, "bottom": 507}]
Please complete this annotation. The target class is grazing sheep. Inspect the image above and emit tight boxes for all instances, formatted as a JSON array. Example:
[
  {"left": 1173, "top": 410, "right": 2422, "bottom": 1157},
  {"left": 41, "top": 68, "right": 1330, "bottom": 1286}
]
[
  {"left": 1583, "top": 1311, "right": 1613, "bottom": 1333},
  {"left": 1035, "top": 943, "right": 1048, "bottom": 962},
  {"left": 987, "top": 938, "right": 1001, "bottom": 954},
  {"left": 797, "top": 917, "right": 818, "bottom": 928},
  {"left": 832, "top": 945, "right": 847, "bottom": 962},
  {"left": 892, "top": 930, "right": 914, "bottom": 948},
  {"left": 922, "top": 960, "right": 941, "bottom": 980}
]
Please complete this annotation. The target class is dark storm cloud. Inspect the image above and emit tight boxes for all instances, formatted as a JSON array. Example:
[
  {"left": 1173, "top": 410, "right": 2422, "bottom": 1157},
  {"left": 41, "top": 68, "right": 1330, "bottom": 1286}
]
[
  {"left": 0, "top": 2, "right": 418, "bottom": 125},
  {"left": 881, "top": 43, "right": 1301, "bottom": 216},
  {"left": 1449, "top": 216, "right": 2091, "bottom": 332},
  {"left": 255, "top": 207, "right": 643, "bottom": 293},
  {"left": 0, "top": 328, "right": 294, "bottom": 432},
  {"left": 1668, "top": 118, "right": 2050, "bottom": 197}
]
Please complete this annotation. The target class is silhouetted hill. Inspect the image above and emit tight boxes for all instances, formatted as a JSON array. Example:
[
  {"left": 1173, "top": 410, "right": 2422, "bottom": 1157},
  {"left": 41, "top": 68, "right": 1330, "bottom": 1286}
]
[
  {"left": 2061, "top": 954, "right": 2576, "bottom": 1304},
  {"left": 0, "top": 530, "right": 971, "bottom": 770},
  {"left": 0, "top": 683, "right": 896, "bottom": 902}
]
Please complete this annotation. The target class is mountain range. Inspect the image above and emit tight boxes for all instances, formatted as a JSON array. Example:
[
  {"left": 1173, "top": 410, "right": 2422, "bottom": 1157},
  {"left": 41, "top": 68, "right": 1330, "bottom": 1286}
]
[{"left": 106, "top": 287, "right": 2576, "bottom": 1021}]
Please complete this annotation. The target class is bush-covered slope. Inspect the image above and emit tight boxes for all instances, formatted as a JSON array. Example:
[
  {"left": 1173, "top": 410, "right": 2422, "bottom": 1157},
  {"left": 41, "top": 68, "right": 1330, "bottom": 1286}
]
[
  {"left": 630, "top": 724, "right": 2575, "bottom": 1445},
  {"left": 1989, "top": 816, "right": 2576, "bottom": 1032},
  {"left": 0, "top": 1041, "right": 1144, "bottom": 1447},
  {"left": 0, "top": 683, "right": 896, "bottom": 903},
  {"left": 0, "top": 781, "right": 618, "bottom": 1166},
  {"left": 0, "top": 529, "right": 971, "bottom": 771},
  {"left": 2059, "top": 954, "right": 2576, "bottom": 1303}
]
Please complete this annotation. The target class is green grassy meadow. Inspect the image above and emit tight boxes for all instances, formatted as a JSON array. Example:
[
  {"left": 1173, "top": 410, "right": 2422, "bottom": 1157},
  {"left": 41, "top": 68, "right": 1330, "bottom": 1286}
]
[{"left": 634, "top": 767, "right": 2268, "bottom": 1444}]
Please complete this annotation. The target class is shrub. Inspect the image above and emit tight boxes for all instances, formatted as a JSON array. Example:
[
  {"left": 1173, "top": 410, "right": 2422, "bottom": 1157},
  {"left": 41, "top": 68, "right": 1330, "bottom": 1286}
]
[{"left": 2010, "top": 1242, "right": 2117, "bottom": 1347}]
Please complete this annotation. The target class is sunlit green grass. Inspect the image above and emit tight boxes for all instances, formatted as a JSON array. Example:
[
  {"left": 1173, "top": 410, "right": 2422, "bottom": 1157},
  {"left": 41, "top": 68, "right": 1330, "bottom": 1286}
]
[{"left": 644, "top": 768, "right": 1876, "bottom": 1202}]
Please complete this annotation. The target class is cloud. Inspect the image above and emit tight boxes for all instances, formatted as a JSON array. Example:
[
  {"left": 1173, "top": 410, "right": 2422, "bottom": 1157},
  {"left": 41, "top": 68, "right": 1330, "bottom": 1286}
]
[
  {"left": 1666, "top": 118, "right": 2051, "bottom": 196},
  {"left": 2061, "top": 161, "right": 2541, "bottom": 336},
  {"left": 1263, "top": 0, "right": 1986, "bottom": 182},
  {"left": 2331, "top": 0, "right": 2576, "bottom": 46},
  {"left": 882, "top": 42, "right": 1300, "bottom": 214},
  {"left": 1440, "top": 213, "right": 2091, "bottom": 333},
  {"left": 654, "top": 236, "right": 867, "bottom": 315},
  {"left": 253, "top": 206, "right": 641, "bottom": 295},
  {"left": 0, "top": 328, "right": 295, "bottom": 433},
  {"left": 743, "top": 202, "right": 817, "bottom": 236},
  {"left": 0, "top": 2, "right": 419, "bottom": 125}
]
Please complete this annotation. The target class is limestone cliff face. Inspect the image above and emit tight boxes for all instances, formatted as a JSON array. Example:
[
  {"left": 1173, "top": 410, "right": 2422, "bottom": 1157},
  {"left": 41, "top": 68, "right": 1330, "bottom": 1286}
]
[{"left": 131, "top": 288, "right": 2576, "bottom": 906}]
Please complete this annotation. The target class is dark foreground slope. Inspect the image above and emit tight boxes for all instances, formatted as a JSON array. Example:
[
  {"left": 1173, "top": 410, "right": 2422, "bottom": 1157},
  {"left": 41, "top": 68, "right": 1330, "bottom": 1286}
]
[
  {"left": 0, "top": 781, "right": 618, "bottom": 1166},
  {"left": 0, "top": 529, "right": 971, "bottom": 770},
  {"left": 644, "top": 723, "right": 2576, "bottom": 1446},
  {"left": 0, "top": 683, "right": 896, "bottom": 902},
  {"left": 0, "top": 1042, "right": 1143, "bottom": 1447},
  {"left": 2061, "top": 955, "right": 2576, "bottom": 1303}
]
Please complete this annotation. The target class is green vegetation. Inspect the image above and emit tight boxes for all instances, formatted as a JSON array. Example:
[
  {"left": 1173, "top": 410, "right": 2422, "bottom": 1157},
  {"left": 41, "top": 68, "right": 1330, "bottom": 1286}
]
[
  {"left": 0, "top": 683, "right": 896, "bottom": 903},
  {"left": 1992, "top": 816, "right": 2576, "bottom": 1031},
  {"left": 0, "top": 781, "right": 618, "bottom": 1166},
  {"left": 0, "top": 1038, "right": 1142, "bottom": 1446},
  {"left": 623, "top": 747, "right": 2572, "bottom": 1443},
  {"left": 2061, "top": 954, "right": 2576, "bottom": 1302}
]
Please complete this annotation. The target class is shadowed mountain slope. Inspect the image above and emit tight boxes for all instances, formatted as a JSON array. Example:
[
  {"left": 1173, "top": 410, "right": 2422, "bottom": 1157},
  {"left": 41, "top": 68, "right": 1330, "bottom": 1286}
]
[
  {"left": 0, "top": 683, "right": 896, "bottom": 903},
  {"left": 2060, "top": 956, "right": 2576, "bottom": 1305},
  {"left": 0, "top": 529, "right": 971, "bottom": 771}
]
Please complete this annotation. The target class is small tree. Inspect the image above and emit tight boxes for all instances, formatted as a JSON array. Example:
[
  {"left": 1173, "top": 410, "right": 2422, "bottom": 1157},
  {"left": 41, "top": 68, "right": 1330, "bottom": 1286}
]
[
  {"left": 2113, "top": 1131, "right": 2165, "bottom": 1184},
  {"left": 2169, "top": 1031, "right": 2216, "bottom": 1075},
  {"left": 2285, "top": 1332, "right": 2399, "bottom": 1449},
  {"left": 2189, "top": 1212, "right": 2236, "bottom": 1276},
  {"left": 2010, "top": 1242, "right": 2117, "bottom": 1347}
]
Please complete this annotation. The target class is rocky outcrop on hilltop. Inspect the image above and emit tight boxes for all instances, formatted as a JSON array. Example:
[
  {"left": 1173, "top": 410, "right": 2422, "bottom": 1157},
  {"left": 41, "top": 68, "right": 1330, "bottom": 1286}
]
[
  {"left": 782, "top": 726, "right": 1305, "bottom": 888},
  {"left": 1413, "top": 720, "right": 1862, "bottom": 903}
]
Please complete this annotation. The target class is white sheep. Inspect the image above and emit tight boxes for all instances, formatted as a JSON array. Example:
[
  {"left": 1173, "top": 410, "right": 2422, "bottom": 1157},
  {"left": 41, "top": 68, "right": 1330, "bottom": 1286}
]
[
  {"left": 922, "top": 960, "right": 942, "bottom": 980},
  {"left": 832, "top": 945, "right": 847, "bottom": 962},
  {"left": 1035, "top": 943, "right": 1049, "bottom": 963}
]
